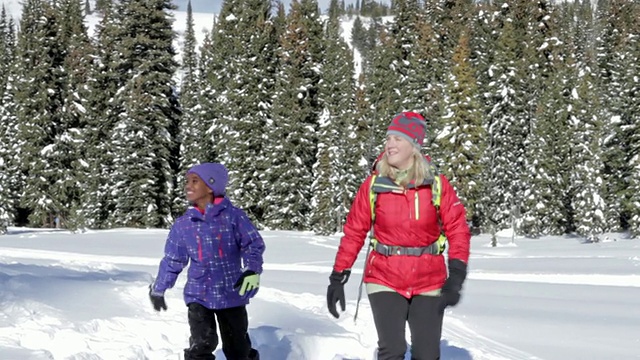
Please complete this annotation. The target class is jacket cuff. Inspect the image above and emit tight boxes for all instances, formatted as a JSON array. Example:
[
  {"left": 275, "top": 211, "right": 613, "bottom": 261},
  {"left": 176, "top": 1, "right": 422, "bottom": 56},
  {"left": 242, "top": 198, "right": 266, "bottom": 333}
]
[{"left": 150, "top": 282, "right": 166, "bottom": 296}]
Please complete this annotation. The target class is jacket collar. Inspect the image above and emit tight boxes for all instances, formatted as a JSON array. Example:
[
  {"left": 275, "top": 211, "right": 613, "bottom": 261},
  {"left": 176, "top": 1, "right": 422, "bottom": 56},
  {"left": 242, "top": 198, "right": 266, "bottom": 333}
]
[
  {"left": 371, "top": 174, "right": 434, "bottom": 193},
  {"left": 187, "top": 197, "right": 231, "bottom": 221}
]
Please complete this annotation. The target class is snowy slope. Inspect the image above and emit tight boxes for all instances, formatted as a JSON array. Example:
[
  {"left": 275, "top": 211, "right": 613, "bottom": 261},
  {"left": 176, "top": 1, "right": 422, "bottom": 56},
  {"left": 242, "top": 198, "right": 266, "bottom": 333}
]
[{"left": 1, "top": 228, "right": 639, "bottom": 359}]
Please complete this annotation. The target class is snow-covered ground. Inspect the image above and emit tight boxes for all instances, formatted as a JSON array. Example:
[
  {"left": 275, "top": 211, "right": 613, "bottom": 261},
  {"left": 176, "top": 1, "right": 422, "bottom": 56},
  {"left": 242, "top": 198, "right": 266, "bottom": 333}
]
[{"left": 1, "top": 228, "right": 639, "bottom": 359}]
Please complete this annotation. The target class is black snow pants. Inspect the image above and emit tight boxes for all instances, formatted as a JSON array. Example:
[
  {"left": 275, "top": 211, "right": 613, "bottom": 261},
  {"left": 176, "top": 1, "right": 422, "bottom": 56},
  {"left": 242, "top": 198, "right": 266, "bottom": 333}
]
[
  {"left": 368, "top": 291, "right": 444, "bottom": 360},
  {"left": 184, "top": 302, "right": 259, "bottom": 360}
]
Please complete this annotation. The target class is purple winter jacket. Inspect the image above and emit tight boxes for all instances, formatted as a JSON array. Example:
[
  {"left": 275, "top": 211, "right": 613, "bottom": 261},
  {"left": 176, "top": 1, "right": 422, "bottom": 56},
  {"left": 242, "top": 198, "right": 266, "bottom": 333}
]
[{"left": 151, "top": 197, "right": 265, "bottom": 310}]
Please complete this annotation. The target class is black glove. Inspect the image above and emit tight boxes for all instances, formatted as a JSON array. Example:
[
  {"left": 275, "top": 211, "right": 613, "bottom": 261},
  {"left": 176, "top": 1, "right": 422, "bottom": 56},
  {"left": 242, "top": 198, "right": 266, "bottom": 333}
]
[
  {"left": 149, "top": 285, "right": 167, "bottom": 311},
  {"left": 440, "top": 259, "right": 467, "bottom": 313},
  {"left": 327, "top": 270, "right": 350, "bottom": 318}
]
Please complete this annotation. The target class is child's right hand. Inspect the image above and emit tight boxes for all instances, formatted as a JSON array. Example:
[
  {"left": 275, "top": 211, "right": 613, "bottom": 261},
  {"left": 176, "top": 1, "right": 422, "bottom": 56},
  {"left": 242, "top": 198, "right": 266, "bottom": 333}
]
[{"left": 148, "top": 285, "right": 168, "bottom": 311}]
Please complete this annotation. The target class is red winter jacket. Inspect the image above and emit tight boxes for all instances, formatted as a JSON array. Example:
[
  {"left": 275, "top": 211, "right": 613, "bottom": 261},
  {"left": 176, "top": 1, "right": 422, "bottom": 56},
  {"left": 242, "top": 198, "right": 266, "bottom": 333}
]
[{"left": 333, "top": 173, "right": 470, "bottom": 298}]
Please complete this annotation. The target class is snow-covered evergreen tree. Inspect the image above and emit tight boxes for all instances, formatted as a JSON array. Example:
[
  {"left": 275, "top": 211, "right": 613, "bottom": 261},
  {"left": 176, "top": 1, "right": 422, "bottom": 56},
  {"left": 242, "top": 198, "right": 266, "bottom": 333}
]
[
  {"left": 14, "top": 0, "right": 67, "bottom": 226},
  {"left": 364, "top": 27, "right": 402, "bottom": 152},
  {"left": 521, "top": 62, "right": 572, "bottom": 237},
  {"left": 614, "top": 0, "right": 640, "bottom": 236},
  {"left": 386, "top": 0, "right": 424, "bottom": 111},
  {"left": 108, "top": 0, "right": 180, "bottom": 227},
  {"left": 483, "top": 17, "right": 528, "bottom": 231},
  {"left": 0, "top": 7, "right": 18, "bottom": 228},
  {"left": 52, "top": 0, "right": 94, "bottom": 230},
  {"left": 596, "top": 0, "right": 640, "bottom": 233},
  {"left": 80, "top": 0, "right": 126, "bottom": 228},
  {"left": 196, "top": 0, "right": 277, "bottom": 223},
  {"left": 571, "top": 64, "right": 606, "bottom": 241},
  {"left": 175, "top": 0, "right": 201, "bottom": 215},
  {"left": 437, "top": 31, "right": 486, "bottom": 228},
  {"left": 563, "top": 0, "right": 606, "bottom": 240},
  {"left": 263, "top": 0, "right": 324, "bottom": 230},
  {"left": 311, "top": 0, "right": 361, "bottom": 234}
]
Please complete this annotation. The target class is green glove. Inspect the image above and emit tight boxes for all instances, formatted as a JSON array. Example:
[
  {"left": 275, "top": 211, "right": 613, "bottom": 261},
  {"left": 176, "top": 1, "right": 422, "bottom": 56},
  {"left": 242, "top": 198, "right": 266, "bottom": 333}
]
[{"left": 233, "top": 270, "right": 260, "bottom": 296}]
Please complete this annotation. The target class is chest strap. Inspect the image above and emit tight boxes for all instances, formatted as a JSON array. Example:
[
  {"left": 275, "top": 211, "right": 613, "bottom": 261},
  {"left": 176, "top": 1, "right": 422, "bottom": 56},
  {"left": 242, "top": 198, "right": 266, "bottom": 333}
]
[{"left": 372, "top": 239, "right": 441, "bottom": 256}]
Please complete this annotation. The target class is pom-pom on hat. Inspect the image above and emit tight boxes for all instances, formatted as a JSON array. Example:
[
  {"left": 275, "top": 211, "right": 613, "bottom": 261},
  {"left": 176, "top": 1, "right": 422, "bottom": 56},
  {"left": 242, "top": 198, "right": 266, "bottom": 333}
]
[
  {"left": 186, "top": 162, "right": 228, "bottom": 197},
  {"left": 386, "top": 112, "right": 427, "bottom": 148}
]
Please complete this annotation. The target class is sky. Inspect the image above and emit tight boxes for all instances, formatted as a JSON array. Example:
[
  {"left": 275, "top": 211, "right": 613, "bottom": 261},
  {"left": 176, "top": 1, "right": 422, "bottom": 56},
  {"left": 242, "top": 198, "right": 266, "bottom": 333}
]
[{"left": 0, "top": 227, "right": 639, "bottom": 359}]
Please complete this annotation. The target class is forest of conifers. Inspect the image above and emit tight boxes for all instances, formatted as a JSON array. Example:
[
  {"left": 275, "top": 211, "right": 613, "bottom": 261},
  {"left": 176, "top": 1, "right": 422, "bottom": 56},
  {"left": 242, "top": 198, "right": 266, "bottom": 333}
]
[{"left": 0, "top": 0, "right": 638, "bottom": 241}]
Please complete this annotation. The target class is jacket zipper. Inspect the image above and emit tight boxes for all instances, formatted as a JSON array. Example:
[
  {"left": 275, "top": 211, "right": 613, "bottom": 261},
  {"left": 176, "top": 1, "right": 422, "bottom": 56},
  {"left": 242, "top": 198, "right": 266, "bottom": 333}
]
[
  {"left": 415, "top": 191, "right": 420, "bottom": 220},
  {"left": 197, "top": 235, "right": 203, "bottom": 261}
]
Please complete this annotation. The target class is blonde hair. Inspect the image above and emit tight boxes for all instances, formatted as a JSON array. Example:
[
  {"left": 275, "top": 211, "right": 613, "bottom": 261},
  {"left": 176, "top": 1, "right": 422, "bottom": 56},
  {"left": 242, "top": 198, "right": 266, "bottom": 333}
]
[{"left": 376, "top": 148, "right": 434, "bottom": 187}]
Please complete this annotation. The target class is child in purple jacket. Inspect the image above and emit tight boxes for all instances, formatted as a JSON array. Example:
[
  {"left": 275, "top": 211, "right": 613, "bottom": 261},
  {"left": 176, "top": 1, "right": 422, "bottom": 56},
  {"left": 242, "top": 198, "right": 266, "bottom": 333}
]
[{"left": 149, "top": 162, "right": 265, "bottom": 360}]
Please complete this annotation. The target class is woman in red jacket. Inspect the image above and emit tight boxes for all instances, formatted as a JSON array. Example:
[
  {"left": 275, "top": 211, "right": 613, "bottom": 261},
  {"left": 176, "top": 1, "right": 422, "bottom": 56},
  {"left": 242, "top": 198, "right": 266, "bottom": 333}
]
[{"left": 326, "top": 112, "right": 471, "bottom": 360}]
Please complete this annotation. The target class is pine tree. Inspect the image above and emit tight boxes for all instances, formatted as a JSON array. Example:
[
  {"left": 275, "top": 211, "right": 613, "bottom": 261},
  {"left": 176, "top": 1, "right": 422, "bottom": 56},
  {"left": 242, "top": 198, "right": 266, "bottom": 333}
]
[
  {"left": 311, "top": 0, "right": 360, "bottom": 234},
  {"left": 200, "top": 0, "right": 276, "bottom": 223},
  {"left": 53, "top": 0, "right": 94, "bottom": 230},
  {"left": 80, "top": 0, "right": 126, "bottom": 228},
  {"left": 518, "top": 2, "right": 570, "bottom": 237},
  {"left": 176, "top": 0, "right": 202, "bottom": 215},
  {"left": 0, "top": 7, "right": 18, "bottom": 228},
  {"left": 351, "top": 16, "right": 380, "bottom": 74},
  {"left": 273, "top": 2, "right": 287, "bottom": 40},
  {"left": 95, "top": 0, "right": 110, "bottom": 13},
  {"left": 482, "top": 17, "right": 528, "bottom": 231},
  {"left": 596, "top": 0, "right": 639, "bottom": 232},
  {"left": 178, "top": 0, "right": 199, "bottom": 160},
  {"left": 521, "top": 59, "right": 572, "bottom": 237},
  {"left": 506, "top": 0, "right": 561, "bottom": 236},
  {"left": 436, "top": 0, "right": 475, "bottom": 52},
  {"left": 470, "top": 1, "right": 499, "bottom": 143},
  {"left": 263, "top": 0, "right": 324, "bottom": 230},
  {"left": 195, "top": 29, "right": 218, "bottom": 164},
  {"left": 619, "top": 1, "right": 640, "bottom": 236},
  {"left": 571, "top": 56, "right": 606, "bottom": 241},
  {"left": 411, "top": 17, "right": 445, "bottom": 134},
  {"left": 437, "top": 31, "right": 486, "bottom": 228},
  {"left": 199, "top": 0, "right": 239, "bottom": 167},
  {"left": 108, "top": 0, "right": 180, "bottom": 227},
  {"left": 387, "top": 0, "right": 424, "bottom": 110},
  {"left": 364, "top": 27, "right": 402, "bottom": 154},
  {"left": 13, "top": 0, "right": 67, "bottom": 227},
  {"left": 351, "top": 16, "right": 367, "bottom": 53},
  {"left": 327, "top": 0, "right": 341, "bottom": 18}
]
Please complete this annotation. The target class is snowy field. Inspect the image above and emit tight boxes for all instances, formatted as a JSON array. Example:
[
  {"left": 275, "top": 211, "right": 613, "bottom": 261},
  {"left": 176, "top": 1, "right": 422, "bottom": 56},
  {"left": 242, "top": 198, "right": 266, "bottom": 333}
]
[{"left": 1, "top": 228, "right": 639, "bottom": 360}]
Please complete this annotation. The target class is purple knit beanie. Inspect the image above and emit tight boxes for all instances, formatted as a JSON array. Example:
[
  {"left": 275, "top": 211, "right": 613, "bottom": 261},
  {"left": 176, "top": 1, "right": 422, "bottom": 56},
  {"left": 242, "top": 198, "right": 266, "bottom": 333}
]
[{"left": 186, "top": 162, "right": 228, "bottom": 197}]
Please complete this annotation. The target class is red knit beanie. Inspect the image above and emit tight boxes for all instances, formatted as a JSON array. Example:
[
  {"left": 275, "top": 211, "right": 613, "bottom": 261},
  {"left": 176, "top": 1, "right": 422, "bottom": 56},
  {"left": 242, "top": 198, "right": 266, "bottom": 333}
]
[{"left": 386, "top": 112, "right": 426, "bottom": 148}]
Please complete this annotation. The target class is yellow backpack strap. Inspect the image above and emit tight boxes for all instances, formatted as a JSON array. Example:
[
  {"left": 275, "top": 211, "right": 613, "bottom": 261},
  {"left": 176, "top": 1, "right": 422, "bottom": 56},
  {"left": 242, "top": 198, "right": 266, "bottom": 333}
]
[
  {"left": 432, "top": 174, "right": 442, "bottom": 207},
  {"left": 432, "top": 174, "right": 447, "bottom": 254},
  {"left": 369, "top": 175, "right": 378, "bottom": 247},
  {"left": 370, "top": 175, "right": 377, "bottom": 224}
]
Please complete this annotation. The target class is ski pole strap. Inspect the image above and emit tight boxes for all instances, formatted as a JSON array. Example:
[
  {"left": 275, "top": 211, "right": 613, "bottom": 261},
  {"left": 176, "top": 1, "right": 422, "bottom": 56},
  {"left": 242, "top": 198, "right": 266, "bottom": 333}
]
[{"left": 371, "top": 238, "right": 442, "bottom": 256}]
